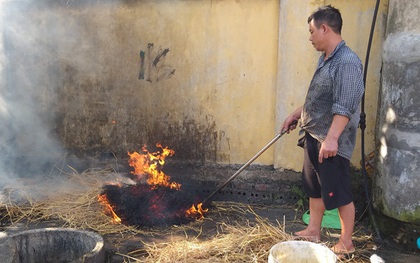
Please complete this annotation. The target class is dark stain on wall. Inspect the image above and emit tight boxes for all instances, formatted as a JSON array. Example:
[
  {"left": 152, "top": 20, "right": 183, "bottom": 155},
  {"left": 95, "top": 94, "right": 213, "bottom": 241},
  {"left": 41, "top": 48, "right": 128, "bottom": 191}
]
[
  {"left": 144, "top": 116, "right": 219, "bottom": 163},
  {"left": 53, "top": 61, "right": 220, "bottom": 163},
  {"left": 56, "top": 109, "right": 221, "bottom": 164}
]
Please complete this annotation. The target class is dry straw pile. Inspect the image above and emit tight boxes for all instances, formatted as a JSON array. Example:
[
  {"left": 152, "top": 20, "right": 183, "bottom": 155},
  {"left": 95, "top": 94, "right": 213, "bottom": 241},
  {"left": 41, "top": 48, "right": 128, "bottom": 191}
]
[{"left": 126, "top": 208, "right": 292, "bottom": 262}]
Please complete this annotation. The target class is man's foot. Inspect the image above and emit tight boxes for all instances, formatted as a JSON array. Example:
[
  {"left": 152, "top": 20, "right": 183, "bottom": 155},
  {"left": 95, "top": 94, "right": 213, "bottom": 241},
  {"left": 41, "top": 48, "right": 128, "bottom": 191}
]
[
  {"left": 330, "top": 240, "right": 355, "bottom": 259},
  {"left": 292, "top": 229, "right": 321, "bottom": 242}
]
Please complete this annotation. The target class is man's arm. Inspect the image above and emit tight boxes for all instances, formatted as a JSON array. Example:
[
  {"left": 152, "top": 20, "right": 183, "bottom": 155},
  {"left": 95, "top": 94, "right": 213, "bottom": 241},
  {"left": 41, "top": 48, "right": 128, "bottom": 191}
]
[{"left": 318, "top": 114, "right": 349, "bottom": 163}]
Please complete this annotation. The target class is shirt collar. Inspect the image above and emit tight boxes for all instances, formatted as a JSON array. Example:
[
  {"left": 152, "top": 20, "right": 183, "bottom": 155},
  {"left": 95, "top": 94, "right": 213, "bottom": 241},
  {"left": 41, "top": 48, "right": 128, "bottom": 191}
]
[{"left": 323, "top": 40, "right": 346, "bottom": 61}]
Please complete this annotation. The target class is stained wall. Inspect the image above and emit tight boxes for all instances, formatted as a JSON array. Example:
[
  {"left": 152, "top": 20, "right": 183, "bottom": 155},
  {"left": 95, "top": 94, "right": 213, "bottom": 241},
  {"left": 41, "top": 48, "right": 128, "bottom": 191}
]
[{"left": 0, "top": 0, "right": 386, "bottom": 177}]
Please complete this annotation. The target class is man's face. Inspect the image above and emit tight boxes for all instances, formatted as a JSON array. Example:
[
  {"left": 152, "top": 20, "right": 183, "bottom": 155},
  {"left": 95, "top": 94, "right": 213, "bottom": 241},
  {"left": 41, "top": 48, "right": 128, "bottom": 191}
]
[{"left": 308, "top": 20, "right": 325, "bottom": 52}]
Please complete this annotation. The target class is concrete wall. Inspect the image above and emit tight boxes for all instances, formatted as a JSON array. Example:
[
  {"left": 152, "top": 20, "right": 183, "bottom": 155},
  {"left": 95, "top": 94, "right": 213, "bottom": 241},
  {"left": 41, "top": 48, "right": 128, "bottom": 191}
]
[
  {"left": 0, "top": 0, "right": 386, "bottom": 177},
  {"left": 1, "top": 0, "right": 279, "bottom": 169},
  {"left": 374, "top": 0, "right": 420, "bottom": 224}
]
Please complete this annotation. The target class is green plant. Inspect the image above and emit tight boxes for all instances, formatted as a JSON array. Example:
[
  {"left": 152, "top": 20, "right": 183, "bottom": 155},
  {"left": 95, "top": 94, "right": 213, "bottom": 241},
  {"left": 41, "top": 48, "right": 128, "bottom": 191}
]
[{"left": 291, "top": 184, "right": 307, "bottom": 211}]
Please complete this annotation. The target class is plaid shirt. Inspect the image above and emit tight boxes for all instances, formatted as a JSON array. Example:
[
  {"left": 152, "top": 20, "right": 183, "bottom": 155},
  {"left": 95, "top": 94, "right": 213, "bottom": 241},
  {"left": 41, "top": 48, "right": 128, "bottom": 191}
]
[{"left": 301, "top": 41, "right": 364, "bottom": 160}]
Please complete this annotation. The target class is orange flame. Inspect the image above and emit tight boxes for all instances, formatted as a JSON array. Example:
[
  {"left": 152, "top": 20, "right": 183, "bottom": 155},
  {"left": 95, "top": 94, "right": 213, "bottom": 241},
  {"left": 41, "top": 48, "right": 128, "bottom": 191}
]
[
  {"left": 185, "top": 203, "right": 208, "bottom": 220},
  {"left": 128, "top": 143, "right": 181, "bottom": 190},
  {"left": 127, "top": 143, "right": 208, "bottom": 219},
  {"left": 98, "top": 194, "right": 122, "bottom": 224}
]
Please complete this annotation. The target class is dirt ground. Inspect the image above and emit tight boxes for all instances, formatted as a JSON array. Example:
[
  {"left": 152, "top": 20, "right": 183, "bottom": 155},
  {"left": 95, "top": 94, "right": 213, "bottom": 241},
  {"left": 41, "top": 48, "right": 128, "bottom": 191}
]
[
  {"left": 1, "top": 163, "right": 419, "bottom": 262},
  {"left": 106, "top": 162, "right": 420, "bottom": 262},
  {"left": 101, "top": 202, "right": 419, "bottom": 262},
  {"left": 3, "top": 201, "right": 418, "bottom": 262}
]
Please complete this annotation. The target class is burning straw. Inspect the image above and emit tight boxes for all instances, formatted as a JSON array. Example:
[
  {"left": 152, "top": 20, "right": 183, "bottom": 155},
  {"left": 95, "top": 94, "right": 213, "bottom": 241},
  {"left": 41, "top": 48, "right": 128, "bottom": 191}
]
[
  {"left": 1, "top": 144, "right": 205, "bottom": 234},
  {"left": 0, "top": 168, "right": 148, "bottom": 236}
]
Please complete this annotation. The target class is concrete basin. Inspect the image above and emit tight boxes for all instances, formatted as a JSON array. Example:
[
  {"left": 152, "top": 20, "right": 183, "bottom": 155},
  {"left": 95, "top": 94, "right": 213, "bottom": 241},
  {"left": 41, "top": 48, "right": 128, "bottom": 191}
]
[{"left": 7, "top": 228, "right": 104, "bottom": 263}]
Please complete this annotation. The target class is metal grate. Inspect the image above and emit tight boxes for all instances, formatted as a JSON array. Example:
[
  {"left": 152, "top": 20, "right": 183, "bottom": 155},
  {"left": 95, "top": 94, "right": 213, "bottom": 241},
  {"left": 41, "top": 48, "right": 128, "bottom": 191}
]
[{"left": 185, "top": 179, "right": 300, "bottom": 206}]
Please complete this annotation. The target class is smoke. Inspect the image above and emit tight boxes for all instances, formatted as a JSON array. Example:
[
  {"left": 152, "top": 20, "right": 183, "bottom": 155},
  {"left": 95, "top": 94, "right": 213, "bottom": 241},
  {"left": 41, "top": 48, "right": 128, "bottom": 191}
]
[
  {"left": 0, "top": 0, "right": 134, "bottom": 203},
  {"left": 0, "top": 0, "right": 76, "bottom": 199}
]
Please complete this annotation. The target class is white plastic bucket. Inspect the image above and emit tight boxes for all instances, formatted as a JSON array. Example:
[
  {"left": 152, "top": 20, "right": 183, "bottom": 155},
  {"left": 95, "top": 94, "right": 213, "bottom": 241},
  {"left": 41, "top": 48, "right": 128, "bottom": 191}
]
[{"left": 268, "top": 241, "right": 337, "bottom": 263}]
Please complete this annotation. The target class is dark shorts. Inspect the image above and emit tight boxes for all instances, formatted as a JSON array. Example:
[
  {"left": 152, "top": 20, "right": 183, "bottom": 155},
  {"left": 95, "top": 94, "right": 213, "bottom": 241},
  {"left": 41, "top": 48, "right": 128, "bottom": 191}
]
[{"left": 299, "top": 132, "right": 353, "bottom": 210}]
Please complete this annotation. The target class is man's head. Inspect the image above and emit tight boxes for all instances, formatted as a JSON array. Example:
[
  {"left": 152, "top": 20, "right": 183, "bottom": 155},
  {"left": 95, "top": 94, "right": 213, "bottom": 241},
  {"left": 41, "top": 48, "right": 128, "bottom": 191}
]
[
  {"left": 307, "top": 5, "right": 343, "bottom": 53},
  {"left": 308, "top": 5, "right": 342, "bottom": 35}
]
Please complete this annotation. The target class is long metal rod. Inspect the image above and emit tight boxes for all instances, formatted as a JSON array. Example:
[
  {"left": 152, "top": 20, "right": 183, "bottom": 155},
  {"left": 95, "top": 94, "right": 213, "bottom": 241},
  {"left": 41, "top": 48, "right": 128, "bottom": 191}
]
[{"left": 201, "top": 129, "right": 290, "bottom": 207}]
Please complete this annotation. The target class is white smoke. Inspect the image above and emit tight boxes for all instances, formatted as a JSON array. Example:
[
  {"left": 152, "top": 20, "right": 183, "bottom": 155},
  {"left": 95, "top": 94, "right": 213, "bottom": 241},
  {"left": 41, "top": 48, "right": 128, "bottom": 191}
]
[
  {"left": 0, "top": 0, "right": 71, "bottom": 199},
  {"left": 0, "top": 0, "right": 135, "bottom": 205}
]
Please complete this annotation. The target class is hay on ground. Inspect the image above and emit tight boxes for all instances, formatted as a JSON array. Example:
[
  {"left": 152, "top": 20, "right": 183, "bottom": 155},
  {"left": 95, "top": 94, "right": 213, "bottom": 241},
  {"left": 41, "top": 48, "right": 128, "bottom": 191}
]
[{"left": 125, "top": 208, "right": 293, "bottom": 263}]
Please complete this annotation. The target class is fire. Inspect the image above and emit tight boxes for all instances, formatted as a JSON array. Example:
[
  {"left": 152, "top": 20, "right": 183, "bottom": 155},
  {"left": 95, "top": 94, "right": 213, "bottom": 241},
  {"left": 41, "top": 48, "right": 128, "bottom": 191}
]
[
  {"left": 98, "top": 193, "right": 122, "bottom": 224},
  {"left": 128, "top": 143, "right": 181, "bottom": 190},
  {"left": 186, "top": 203, "right": 208, "bottom": 220},
  {"left": 99, "top": 143, "right": 208, "bottom": 225}
]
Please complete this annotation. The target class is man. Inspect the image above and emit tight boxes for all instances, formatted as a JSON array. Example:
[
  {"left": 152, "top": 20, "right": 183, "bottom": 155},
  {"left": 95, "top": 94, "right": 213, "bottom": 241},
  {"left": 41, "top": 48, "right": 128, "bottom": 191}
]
[{"left": 281, "top": 5, "right": 364, "bottom": 256}]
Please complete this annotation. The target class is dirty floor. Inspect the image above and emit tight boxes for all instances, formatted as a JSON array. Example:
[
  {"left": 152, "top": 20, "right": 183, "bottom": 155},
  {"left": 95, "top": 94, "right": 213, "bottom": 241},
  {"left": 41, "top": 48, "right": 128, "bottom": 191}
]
[{"left": 3, "top": 201, "right": 418, "bottom": 263}]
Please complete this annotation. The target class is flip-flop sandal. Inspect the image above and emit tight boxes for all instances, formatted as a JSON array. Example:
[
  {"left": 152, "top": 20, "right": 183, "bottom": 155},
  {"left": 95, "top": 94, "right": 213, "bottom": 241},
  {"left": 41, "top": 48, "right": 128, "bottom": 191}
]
[{"left": 330, "top": 244, "right": 355, "bottom": 259}]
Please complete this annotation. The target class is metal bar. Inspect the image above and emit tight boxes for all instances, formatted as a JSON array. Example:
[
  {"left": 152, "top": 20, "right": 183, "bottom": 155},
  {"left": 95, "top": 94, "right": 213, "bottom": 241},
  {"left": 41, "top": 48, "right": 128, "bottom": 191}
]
[{"left": 201, "top": 128, "right": 291, "bottom": 207}]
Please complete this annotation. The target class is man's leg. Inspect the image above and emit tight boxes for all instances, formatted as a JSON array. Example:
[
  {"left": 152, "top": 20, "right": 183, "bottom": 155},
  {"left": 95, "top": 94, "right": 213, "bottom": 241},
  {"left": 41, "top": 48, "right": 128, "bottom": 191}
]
[
  {"left": 333, "top": 201, "right": 355, "bottom": 252},
  {"left": 295, "top": 197, "right": 325, "bottom": 241}
]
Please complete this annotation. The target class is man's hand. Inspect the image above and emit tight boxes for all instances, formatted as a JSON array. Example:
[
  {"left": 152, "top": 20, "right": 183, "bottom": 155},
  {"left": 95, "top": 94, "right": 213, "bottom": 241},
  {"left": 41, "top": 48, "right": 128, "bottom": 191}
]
[
  {"left": 318, "top": 136, "right": 338, "bottom": 163},
  {"left": 318, "top": 114, "right": 349, "bottom": 163},
  {"left": 281, "top": 117, "right": 298, "bottom": 133},
  {"left": 281, "top": 106, "right": 302, "bottom": 133}
]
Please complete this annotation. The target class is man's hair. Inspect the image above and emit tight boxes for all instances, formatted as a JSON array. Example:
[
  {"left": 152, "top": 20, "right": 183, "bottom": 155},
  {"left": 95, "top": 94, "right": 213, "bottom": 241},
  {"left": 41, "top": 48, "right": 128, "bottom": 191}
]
[{"left": 307, "top": 5, "right": 342, "bottom": 34}]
